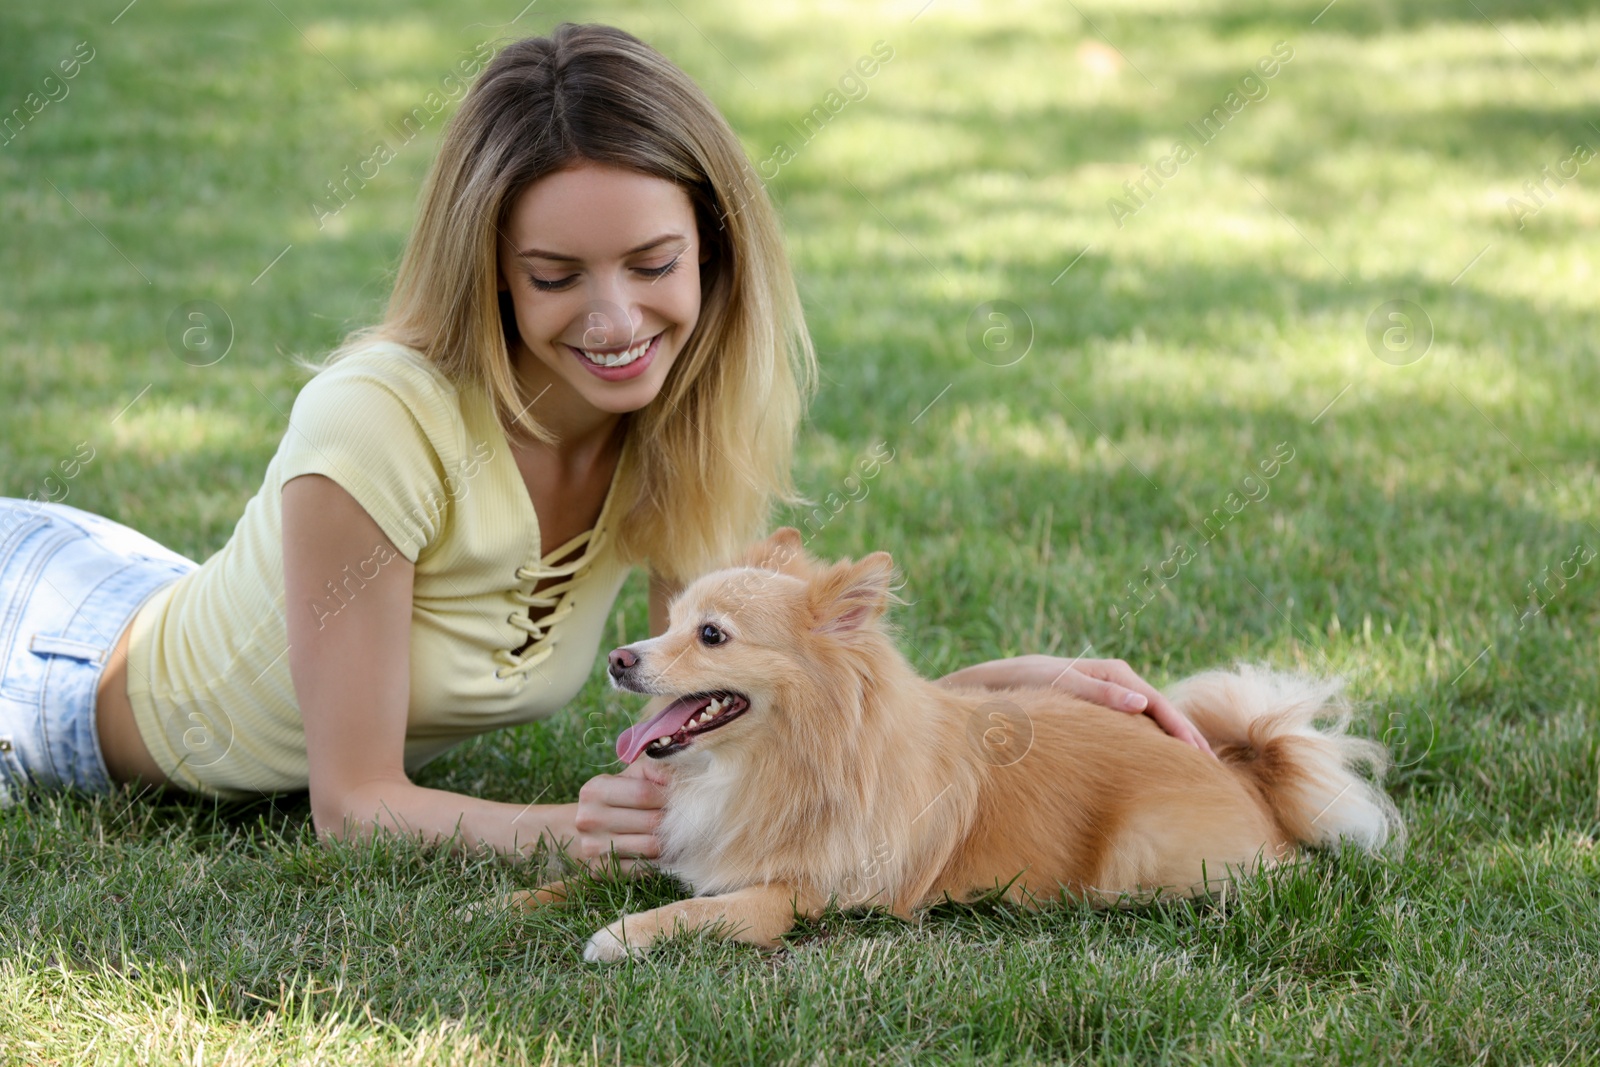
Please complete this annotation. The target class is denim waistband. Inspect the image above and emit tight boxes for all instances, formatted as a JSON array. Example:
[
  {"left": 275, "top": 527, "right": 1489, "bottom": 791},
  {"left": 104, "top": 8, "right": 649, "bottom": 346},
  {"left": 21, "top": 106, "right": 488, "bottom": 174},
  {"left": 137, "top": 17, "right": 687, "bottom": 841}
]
[{"left": 0, "top": 499, "right": 196, "bottom": 799}]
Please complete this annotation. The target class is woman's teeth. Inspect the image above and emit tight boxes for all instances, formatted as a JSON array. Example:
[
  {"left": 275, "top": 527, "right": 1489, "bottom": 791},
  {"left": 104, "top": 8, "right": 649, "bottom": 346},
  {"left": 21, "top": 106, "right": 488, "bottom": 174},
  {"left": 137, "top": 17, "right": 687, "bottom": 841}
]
[{"left": 580, "top": 333, "right": 656, "bottom": 368}]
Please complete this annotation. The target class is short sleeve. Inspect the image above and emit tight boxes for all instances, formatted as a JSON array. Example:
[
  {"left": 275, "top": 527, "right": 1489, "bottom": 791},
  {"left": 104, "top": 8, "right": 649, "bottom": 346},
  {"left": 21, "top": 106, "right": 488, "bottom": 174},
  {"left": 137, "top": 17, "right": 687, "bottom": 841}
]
[{"left": 276, "top": 357, "right": 460, "bottom": 563}]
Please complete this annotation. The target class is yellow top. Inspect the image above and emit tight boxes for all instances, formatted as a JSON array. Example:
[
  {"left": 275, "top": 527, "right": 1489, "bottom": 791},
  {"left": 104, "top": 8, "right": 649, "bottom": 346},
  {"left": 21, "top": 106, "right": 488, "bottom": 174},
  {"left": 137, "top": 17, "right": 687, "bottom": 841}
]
[{"left": 126, "top": 340, "right": 634, "bottom": 796}]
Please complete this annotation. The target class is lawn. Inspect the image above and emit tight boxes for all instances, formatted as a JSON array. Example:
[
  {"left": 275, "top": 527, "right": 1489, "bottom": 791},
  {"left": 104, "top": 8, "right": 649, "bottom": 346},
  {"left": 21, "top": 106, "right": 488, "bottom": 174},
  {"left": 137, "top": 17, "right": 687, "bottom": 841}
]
[{"left": 2, "top": 0, "right": 1598, "bottom": 1063}]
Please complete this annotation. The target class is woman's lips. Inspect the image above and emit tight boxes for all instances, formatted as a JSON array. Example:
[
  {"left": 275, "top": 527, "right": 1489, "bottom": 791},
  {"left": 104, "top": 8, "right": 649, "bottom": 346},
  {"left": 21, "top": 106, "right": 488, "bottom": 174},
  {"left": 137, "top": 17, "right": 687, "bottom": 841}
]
[{"left": 566, "top": 331, "right": 661, "bottom": 381}]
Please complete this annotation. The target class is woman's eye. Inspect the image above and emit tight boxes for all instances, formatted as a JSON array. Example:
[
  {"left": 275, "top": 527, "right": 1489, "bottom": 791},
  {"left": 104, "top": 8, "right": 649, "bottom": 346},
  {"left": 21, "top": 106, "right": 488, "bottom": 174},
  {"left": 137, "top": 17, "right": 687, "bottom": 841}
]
[
  {"left": 527, "top": 273, "right": 577, "bottom": 292},
  {"left": 636, "top": 255, "right": 683, "bottom": 281},
  {"left": 699, "top": 623, "right": 726, "bottom": 646},
  {"left": 524, "top": 255, "right": 682, "bottom": 294}
]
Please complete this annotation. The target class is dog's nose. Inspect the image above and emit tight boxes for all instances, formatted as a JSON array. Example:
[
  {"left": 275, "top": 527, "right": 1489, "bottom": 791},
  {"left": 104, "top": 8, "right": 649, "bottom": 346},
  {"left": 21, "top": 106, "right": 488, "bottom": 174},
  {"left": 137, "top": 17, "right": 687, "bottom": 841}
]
[{"left": 608, "top": 646, "right": 638, "bottom": 680}]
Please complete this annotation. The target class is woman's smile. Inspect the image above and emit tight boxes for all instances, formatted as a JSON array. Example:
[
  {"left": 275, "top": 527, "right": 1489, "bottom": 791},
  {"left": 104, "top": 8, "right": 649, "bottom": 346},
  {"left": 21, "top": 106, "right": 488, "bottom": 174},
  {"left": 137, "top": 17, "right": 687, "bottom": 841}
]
[{"left": 567, "top": 329, "right": 663, "bottom": 380}]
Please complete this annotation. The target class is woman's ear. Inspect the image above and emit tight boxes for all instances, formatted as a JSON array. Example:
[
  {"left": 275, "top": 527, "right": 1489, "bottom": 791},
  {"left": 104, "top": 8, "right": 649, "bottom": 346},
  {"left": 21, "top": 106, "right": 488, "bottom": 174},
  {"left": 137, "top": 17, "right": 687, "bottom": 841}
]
[{"left": 809, "top": 551, "right": 895, "bottom": 635}]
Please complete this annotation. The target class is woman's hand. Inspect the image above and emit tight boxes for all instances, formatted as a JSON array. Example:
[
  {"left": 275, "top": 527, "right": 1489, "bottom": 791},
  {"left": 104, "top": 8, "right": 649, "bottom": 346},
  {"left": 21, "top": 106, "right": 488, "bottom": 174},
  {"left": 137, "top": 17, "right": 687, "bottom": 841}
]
[
  {"left": 572, "top": 758, "right": 673, "bottom": 875},
  {"left": 937, "top": 654, "right": 1215, "bottom": 757}
]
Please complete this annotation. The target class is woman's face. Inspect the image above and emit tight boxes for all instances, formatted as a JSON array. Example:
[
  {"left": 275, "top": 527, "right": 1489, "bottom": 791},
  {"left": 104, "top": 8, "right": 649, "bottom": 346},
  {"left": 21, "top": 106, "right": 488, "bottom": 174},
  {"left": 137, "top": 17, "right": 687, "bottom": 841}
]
[{"left": 497, "top": 162, "right": 706, "bottom": 428}]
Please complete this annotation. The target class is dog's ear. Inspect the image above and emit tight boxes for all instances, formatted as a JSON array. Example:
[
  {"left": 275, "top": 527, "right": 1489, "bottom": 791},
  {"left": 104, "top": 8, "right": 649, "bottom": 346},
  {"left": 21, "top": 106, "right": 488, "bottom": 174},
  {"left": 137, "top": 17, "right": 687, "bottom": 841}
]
[
  {"left": 743, "top": 527, "right": 811, "bottom": 577},
  {"left": 809, "top": 551, "right": 896, "bottom": 635}
]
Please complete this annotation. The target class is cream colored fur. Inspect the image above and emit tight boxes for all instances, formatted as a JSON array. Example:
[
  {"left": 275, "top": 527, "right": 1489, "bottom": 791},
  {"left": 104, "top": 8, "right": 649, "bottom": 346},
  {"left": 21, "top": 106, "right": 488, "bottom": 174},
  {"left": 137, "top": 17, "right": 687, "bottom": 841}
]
[{"left": 507, "top": 529, "right": 1403, "bottom": 961}]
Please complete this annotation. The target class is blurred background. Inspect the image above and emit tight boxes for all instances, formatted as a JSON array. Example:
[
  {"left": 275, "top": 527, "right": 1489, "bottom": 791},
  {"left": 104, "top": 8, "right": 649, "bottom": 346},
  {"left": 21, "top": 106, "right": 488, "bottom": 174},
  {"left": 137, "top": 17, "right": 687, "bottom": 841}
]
[{"left": 5, "top": 0, "right": 1596, "bottom": 707}]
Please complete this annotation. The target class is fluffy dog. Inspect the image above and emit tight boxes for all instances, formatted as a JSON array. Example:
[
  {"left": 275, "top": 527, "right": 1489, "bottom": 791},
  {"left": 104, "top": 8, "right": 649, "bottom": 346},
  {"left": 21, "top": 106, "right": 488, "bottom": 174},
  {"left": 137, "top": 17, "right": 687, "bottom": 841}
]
[{"left": 516, "top": 528, "right": 1401, "bottom": 961}]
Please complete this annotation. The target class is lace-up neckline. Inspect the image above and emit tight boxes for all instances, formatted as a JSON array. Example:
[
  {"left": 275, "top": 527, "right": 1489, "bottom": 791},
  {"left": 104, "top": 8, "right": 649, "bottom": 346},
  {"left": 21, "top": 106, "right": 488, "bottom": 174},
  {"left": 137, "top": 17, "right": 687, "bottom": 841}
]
[{"left": 492, "top": 425, "right": 631, "bottom": 684}]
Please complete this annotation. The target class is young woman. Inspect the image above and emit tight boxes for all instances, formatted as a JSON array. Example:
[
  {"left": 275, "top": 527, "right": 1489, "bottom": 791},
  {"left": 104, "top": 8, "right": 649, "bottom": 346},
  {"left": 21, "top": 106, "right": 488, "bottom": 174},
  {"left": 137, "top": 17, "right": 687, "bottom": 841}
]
[{"left": 0, "top": 24, "right": 1210, "bottom": 872}]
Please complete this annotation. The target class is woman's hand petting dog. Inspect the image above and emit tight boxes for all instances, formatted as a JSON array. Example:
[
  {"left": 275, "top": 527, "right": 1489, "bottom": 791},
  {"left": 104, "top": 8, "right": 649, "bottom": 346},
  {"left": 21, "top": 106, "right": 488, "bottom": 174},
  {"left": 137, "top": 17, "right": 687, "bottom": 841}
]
[
  {"left": 936, "top": 654, "right": 1216, "bottom": 758},
  {"left": 572, "top": 758, "right": 673, "bottom": 873}
]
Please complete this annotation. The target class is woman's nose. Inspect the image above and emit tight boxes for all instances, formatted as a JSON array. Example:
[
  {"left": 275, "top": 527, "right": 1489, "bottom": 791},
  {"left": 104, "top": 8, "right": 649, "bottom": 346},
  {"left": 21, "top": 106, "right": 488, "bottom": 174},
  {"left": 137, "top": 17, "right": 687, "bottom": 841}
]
[{"left": 576, "top": 297, "right": 641, "bottom": 350}]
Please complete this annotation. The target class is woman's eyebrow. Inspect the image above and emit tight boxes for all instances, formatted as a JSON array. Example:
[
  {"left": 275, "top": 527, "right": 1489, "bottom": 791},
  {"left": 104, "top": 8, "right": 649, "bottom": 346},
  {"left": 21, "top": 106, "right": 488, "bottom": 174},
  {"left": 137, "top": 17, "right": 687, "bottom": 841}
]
[{"left": 516, "top": 232, "right": 688, "bottom": 262}]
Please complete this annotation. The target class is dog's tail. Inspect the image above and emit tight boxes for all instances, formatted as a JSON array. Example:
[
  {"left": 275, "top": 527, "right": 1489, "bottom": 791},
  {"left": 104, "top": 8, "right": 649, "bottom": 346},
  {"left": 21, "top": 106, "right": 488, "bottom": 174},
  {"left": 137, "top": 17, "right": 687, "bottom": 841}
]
[{"left": 1166, "top": 665, "right": 1404, "bottom": 854}]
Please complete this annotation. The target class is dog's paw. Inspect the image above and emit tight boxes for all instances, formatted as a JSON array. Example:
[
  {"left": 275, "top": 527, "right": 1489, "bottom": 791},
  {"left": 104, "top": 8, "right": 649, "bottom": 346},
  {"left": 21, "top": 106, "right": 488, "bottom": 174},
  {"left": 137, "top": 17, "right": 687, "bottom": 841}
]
[
  {"left": 456, "top": 883, "right": 571, "bottom": 924},
  {"left": 583, "top": 920, "right": 644, "bottom": 963},
  {"left": 454, "top": 895, "right": 515, "bottom": 923}
]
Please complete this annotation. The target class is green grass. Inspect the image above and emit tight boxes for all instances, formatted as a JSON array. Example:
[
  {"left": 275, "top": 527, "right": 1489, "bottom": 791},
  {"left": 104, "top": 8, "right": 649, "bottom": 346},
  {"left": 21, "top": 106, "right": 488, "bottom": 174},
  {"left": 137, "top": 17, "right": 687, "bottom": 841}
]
[{"left": 3, "top": 0, "right": 1599, "bottom": 1062}]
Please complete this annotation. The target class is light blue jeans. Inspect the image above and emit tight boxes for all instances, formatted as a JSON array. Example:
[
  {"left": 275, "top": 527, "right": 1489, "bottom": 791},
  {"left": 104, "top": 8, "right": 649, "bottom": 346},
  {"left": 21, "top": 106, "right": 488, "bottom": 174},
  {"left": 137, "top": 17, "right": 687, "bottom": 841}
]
[{"left": 0, "top": 499, "right": 196, "bottom": 803}]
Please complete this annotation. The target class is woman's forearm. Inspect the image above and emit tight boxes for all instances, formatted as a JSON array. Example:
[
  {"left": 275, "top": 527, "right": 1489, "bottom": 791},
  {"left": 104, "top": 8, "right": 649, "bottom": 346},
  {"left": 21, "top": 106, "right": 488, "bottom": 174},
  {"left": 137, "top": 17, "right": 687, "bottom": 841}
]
[
  {"left": 932, "top": 654, "right": 1216, "bottom": 754},
  {"left": 936, "top": 657, "right": 1025, "bottom": 690},
  {"left": 934, "top": 663, "right": 987, "bottom": 689},
  {"left": 325, "top": 776, "right": 578, "bottom": 860}
]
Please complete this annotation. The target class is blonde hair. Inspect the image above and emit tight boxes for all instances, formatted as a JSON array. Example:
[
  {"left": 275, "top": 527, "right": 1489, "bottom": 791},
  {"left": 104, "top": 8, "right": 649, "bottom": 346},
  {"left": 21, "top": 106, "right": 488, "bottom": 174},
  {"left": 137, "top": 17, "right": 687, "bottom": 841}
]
[{"left": 325, "top": 23, "right": 816, "bottom": 585}]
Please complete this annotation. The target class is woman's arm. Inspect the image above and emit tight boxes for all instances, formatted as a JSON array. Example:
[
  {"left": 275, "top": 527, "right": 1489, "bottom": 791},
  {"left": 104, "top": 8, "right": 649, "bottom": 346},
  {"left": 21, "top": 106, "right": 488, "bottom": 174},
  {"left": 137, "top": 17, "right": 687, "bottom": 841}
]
[
  {"left": 282, "top": 474, "right": 668, "bottom": 870},
  {"left": 936, "top": 654, "right": 1215, "bottom": 756}
]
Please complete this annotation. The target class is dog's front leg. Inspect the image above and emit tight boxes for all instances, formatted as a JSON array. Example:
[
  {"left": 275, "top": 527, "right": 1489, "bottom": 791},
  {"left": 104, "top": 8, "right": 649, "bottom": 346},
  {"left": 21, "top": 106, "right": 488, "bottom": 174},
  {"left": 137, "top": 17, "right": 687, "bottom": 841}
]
[{"left": 584, "top": 883, "right": 822, "bottom": 962}]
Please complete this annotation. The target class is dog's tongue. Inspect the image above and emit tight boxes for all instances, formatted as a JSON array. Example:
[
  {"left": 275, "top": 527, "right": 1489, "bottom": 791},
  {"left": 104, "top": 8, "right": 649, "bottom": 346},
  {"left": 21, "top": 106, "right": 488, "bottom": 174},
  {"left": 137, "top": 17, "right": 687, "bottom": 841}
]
[{"left": 616, "top": 695, "right": 705, "bottom": 764}]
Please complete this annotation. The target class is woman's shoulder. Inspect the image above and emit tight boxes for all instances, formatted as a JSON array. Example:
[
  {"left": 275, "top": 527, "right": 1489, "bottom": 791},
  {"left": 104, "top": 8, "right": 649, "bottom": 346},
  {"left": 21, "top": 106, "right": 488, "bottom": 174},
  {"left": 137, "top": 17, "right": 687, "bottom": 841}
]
[
  {"left": 311, "top": 337, "right": 460, "bottom": 399},
  {"left": 292, "top": 337, "right": 477, "bottom": 435},
  {"left": 275, "top": 339, "right": 493, "bottom": 558}
]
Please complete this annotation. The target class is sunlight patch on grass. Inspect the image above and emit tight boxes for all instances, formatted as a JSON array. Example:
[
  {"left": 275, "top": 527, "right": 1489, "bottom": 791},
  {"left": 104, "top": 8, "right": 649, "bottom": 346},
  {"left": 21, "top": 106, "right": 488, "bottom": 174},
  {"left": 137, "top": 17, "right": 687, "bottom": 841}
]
[
  {"left": 110, "top": 403, "right": 259, "bottom": 460},
  {"left": 305, "top": 17, "right": 440, "bottom": 58}
]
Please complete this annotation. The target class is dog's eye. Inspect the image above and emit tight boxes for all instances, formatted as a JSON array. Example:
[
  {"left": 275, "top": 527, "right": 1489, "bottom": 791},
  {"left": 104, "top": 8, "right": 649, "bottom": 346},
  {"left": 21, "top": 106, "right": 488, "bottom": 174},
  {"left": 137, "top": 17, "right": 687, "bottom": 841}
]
[{"left": 699, "top": 623, "right": 727, "bottom": 646}]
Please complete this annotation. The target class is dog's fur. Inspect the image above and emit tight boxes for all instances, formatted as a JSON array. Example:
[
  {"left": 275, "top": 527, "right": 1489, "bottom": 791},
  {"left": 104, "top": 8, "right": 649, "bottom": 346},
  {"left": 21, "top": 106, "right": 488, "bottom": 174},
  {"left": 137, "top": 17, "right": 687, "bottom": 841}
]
[{"left": 514, "top": 529, "right": 1402, "bottom": 961}]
